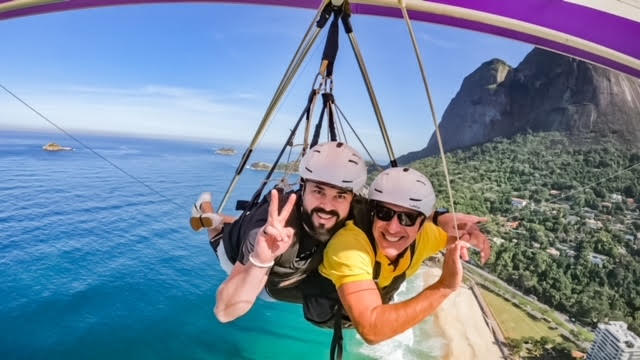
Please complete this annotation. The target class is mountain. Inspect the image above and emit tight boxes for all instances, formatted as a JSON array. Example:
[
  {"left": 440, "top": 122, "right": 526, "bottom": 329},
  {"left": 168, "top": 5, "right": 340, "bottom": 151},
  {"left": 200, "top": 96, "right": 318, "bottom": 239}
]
[{"left": 397, "top": 48, "right": 640, "bottom": 164}]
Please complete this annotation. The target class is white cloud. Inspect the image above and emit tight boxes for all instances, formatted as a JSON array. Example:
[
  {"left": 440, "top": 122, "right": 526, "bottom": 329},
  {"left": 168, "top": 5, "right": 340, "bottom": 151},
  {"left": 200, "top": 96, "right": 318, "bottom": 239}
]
[
  {"left": 0, "top": 84, "right": 269, "bottom": 142},
  {"left": 416, "top": 32, "right": 458, "bottom": 49}
]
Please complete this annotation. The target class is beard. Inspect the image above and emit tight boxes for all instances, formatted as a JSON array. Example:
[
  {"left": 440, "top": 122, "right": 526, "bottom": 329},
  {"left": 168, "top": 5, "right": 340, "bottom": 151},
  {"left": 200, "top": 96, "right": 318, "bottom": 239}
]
[{"left": 300, "top": 207, "right": 347, "bottom": 242}]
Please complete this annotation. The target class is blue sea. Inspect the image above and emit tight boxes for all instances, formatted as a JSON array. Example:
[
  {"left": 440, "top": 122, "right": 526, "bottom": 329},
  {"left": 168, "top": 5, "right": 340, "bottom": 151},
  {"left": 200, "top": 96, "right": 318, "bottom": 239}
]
[{"left": 0, "top": 130, "right": 442, "bottom": 360}]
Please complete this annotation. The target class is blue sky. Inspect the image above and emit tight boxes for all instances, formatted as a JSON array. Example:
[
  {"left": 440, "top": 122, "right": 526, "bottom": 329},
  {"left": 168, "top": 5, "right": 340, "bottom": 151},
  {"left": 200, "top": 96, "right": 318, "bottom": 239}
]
[{"left": 0, "top": 3, "right": 532, "bottom": 158}]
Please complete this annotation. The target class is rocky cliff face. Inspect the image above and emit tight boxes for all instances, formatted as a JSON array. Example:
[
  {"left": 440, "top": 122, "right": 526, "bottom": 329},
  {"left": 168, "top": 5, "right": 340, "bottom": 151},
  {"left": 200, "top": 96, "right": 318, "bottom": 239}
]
[{"left": 397, "top": 48, "right": 640, "bottom": 164}]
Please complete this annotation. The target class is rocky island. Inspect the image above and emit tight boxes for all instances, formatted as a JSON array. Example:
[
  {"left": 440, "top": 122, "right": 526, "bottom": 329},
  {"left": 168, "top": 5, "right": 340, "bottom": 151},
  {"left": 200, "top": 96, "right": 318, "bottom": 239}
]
[
  {"left": 215, "top": 147, "right": 236, "bottom": 155},
  {"left": 42, "top": 142, "right": 72, "bottom": 152},
  {"left": 249, "top": 161, "right": 272, "bottom": 171},
  {"left": 249, "top": 160, "right": 302, "bottom": 172}
]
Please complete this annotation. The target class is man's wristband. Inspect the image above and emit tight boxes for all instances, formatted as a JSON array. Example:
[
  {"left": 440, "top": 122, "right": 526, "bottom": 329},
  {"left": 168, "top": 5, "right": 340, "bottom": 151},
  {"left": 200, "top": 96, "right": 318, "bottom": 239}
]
[
  {"left": 432, "top": 208, "right": 449, "bottom": 226},
  {"left": 248, "top": 253, "right": 275, "bottom": 268}
]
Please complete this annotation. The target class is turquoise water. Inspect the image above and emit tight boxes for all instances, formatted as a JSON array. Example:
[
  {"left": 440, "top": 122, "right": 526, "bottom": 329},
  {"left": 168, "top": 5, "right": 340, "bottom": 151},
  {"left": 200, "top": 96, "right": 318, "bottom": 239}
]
[{"left": 0, "top": 131, "right": 439, "bottom": 359}]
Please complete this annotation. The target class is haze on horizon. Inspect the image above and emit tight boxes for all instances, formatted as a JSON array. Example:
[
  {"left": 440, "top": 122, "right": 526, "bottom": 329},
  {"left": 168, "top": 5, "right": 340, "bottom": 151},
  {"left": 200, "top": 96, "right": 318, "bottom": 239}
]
[{"left": 0, "top": 3, "right": 532, "bottom": 158}]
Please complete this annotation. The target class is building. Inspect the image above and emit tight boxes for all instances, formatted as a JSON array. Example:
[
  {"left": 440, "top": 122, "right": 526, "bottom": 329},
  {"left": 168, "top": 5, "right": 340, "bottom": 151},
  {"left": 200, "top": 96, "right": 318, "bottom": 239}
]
[
  {"left": 512, "top": 197, "right": 528, "bottom": 208},
  {"left": 506, "top": 221, "right": 520, "bottom": 229},
  {"left": 546, "top": 247, "right": 560, "bottom": 256},
  {"left": 491, "top": 237, "right": 505, "bottom": 245},
  {"left": 612, "top": 224, "right": 628, "bottom": 232},
  {"left": 588, "top": 321, "right": 640, "bottom": 360},
  {"left": 586, "top": 219, "right": 603, "bottom": 229},
  {"left": 557, "top": 244, "right": 577, "bottom": 257},
  {"left": 590, "top": 253, "right": 608, "bottom": 266},
  {"left": 611, "top": 194, "right": 623, "bottom": 203}
]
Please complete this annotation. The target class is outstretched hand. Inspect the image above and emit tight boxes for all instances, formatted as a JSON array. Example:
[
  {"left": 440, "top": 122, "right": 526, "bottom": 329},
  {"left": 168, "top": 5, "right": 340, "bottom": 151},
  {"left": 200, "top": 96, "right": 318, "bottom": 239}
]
[
  {"left": 252, "top": 190, "right": 297, "bottom": 264},
  {"left": 437, "top": 213, "right": 491, "bottom": 264}
]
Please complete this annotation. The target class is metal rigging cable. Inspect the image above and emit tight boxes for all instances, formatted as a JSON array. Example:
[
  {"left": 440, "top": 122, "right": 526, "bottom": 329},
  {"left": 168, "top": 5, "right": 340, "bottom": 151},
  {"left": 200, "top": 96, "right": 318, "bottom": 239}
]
[
  {"left": 398, "top": 0, "right": 461, "bottom": 240},
  {"left": 0, "top": 82, "right": 185, "bottom": 211}
]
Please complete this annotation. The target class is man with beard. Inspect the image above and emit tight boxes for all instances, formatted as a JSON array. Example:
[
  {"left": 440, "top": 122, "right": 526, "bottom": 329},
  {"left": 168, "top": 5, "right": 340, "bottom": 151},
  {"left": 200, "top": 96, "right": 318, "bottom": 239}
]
[{"left": 192, "top": 141, "right": 369, "bottom": 322}]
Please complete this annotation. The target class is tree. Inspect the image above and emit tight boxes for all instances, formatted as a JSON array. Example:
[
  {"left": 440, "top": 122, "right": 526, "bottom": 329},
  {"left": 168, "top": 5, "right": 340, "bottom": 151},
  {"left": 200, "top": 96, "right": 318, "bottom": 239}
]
[
  {"left": 593, "top": 186, "right": 607, "bottom": 199},
  {"left": 623, "top": 183, "right": 638, "bottom": 199},
  {"left": 507, "top": 338, "right": 524, "bottom": 358}
]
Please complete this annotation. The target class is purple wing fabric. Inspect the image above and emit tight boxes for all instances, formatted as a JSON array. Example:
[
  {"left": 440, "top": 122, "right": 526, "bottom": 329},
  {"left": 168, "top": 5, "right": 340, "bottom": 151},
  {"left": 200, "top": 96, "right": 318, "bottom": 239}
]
[{"left": 1, "top": 0, "right": 638, "bottom": 77}]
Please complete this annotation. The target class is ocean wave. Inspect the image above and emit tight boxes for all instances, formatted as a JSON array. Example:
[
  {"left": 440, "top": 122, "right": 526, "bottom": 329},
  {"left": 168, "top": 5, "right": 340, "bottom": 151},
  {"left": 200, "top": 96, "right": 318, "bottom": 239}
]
[{"left": 354, "top": 267, "right": 446, "bottom": 360}]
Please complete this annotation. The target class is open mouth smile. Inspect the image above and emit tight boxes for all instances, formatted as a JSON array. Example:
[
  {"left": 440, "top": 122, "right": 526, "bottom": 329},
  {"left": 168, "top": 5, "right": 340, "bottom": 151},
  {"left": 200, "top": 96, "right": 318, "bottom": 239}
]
[{"left": 382, "top": 233, "right": 403, "bottom": 243}]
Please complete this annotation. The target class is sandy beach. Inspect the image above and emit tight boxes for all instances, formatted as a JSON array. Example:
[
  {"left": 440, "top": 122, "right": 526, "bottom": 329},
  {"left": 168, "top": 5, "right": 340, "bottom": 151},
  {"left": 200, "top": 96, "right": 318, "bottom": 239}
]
[{"left": 423, "top": 266, "right": 504, "bottom": 360}]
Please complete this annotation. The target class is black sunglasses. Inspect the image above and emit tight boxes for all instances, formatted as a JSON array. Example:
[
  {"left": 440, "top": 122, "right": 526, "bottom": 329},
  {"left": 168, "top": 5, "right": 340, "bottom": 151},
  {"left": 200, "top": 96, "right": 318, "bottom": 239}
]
[{"left": 373, "top": 203, "right": 423, "bottom": 227}]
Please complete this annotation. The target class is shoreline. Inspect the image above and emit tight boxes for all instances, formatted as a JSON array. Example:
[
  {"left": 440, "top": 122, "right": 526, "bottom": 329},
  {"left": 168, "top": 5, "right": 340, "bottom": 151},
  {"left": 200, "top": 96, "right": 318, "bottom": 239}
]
[{"left": 423, "top": 266, "right": 503, "bottom": 360}]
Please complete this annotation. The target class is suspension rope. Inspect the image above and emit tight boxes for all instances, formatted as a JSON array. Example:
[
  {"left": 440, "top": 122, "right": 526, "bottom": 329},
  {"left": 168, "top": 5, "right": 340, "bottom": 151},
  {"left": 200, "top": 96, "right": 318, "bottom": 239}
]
[
  {"left": 0, "top": 83, "right": 185, "bottom": 210},
  {"left": 334, "top": 103, "right": 382, "bottom": 171},
  {"left": 334, "top": 102, "right": 349, "bottom": 143},
  {"left": 398, "top": 1, "right": 640, "bottom": 247},
  {"left": 398, "top": 1, "right": 460, "bottom": 239}
]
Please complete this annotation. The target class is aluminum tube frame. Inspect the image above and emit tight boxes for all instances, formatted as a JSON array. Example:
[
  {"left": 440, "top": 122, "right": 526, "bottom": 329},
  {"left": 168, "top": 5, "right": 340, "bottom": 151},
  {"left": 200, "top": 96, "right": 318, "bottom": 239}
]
[
  {"left": 217, "top": 3, "right": 327, "bottom": 212},
  {"left": 345, "top": 31, "right": 398, "bottom": 167},
  {"left": 302, "top": 88, "right": 320, "bottom": 156}
]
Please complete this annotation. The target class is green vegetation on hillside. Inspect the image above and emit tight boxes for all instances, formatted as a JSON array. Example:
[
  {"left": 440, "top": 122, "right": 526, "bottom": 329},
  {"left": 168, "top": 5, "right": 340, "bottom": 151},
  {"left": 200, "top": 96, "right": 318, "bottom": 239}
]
[{"left": 408, "top": 132, "right": 640, "bottom": 335}]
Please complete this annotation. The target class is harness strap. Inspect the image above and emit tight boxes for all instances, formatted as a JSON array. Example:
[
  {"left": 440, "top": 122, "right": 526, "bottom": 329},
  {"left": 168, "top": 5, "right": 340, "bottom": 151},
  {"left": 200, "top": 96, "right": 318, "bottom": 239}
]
[
  {"left": 367, "top": 224, "right": 417, "bottom": 291},
  {"left": 330, "top": 311, "right": 344, "bottom": 360},
  {"left": 321, "top": 7, "right": 341, "bottom": 78}
]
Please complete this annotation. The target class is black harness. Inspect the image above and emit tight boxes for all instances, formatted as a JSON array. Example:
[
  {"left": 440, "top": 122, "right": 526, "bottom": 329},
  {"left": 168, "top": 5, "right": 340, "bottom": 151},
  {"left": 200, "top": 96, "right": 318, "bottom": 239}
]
[{"left": 300, "top": 225, "right": 417, "bottom": 360}]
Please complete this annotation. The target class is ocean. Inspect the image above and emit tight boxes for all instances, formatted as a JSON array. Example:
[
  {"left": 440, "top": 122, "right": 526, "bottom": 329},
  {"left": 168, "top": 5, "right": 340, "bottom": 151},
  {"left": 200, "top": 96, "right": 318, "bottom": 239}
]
[{"left": 0, "top": 130, "right": 442, "bottom": 360}]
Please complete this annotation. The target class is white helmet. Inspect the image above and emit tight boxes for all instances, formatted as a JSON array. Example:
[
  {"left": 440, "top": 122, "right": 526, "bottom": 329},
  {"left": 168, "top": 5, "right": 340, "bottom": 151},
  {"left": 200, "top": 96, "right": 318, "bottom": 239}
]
[
  {"left": 298, "top": 142, "right": 367, "bottom": 193},
  {"left": 368, "top": 167, "right": 436, "bottom": 216}
]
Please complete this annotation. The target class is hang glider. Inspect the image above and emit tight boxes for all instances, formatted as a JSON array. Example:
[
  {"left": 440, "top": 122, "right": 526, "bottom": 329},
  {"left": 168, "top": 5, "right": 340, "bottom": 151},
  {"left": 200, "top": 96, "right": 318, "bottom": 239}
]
[{"left": 1, "top": 0, "right": 639, "bottom": 78}]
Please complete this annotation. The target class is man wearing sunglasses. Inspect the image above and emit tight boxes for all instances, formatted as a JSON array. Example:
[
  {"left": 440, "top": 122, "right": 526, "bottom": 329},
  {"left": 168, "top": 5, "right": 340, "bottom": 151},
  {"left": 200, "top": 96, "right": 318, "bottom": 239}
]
[{"left": 317, "top": 167, "right": 490, "bottom": 344}]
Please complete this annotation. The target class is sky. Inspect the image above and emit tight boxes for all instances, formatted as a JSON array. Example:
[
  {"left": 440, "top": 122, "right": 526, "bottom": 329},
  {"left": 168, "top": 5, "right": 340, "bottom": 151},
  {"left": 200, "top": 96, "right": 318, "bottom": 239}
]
[{"left": 0, "top": 3, "right": 533, "bottom": 158}]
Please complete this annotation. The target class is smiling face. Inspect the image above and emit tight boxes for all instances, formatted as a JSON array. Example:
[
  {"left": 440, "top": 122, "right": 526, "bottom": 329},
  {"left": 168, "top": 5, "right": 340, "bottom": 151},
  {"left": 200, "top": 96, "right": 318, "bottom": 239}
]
[
  {"left": 372, "top": 201, "right": 425, "bottom": 261},
  {"left": 301, "top": 180, "right": 354, "bottom": 240}
]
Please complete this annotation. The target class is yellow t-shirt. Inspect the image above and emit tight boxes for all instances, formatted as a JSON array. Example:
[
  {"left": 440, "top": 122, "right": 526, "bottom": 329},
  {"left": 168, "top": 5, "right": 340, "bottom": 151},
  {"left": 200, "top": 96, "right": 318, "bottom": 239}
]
[{"left": 319, "top": 220, "right": 448, "bottom": 288}]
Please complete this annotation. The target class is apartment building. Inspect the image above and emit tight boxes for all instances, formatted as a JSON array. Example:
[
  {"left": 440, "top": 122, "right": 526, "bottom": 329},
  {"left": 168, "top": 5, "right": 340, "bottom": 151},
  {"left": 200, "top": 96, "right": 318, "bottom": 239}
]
[{"left": 588, "top": 322, "right": 640, "bottom": 360}]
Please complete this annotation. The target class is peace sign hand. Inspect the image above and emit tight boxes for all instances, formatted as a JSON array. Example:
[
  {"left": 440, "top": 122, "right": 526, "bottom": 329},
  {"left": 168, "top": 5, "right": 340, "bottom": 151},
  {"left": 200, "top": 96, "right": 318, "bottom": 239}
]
[{"left": 251, "top": 189, "right": 297, "bottom": 265}]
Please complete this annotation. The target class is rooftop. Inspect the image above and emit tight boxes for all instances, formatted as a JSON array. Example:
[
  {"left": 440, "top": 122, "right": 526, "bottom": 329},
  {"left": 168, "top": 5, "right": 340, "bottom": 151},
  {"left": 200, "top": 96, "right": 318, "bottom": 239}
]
[{"left": 597, "top": 322, "right": 640, "bottom": 349}]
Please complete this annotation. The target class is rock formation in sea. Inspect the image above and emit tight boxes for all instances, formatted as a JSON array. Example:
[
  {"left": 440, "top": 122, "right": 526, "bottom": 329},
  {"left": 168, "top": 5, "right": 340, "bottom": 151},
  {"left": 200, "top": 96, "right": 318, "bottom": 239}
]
[
  {"left": 215, "top": 147, "right": 236, "bottom": 155},
  {"left": 250, "top": 161, "right": 272, "bottom": 171},
  {"left": 42, "top": 142, "right": 73, "bottom": 151}
]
